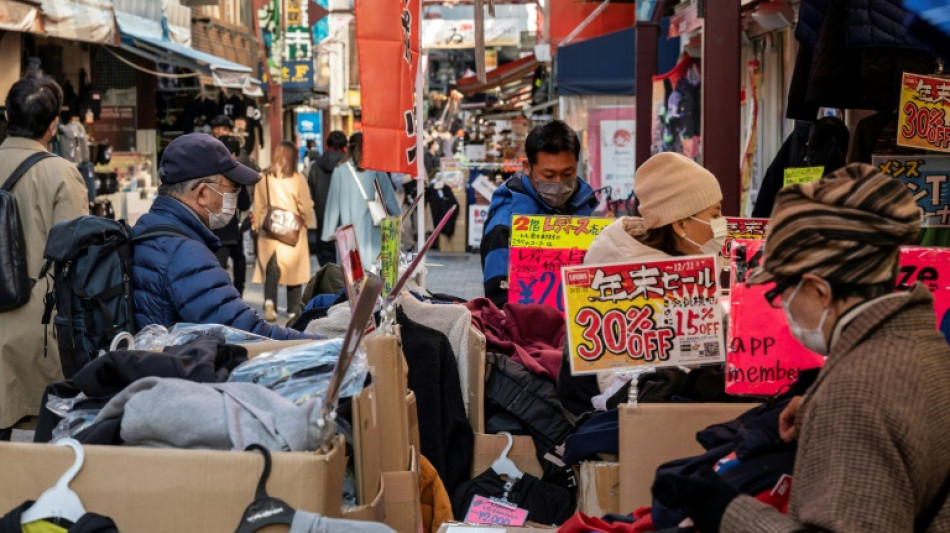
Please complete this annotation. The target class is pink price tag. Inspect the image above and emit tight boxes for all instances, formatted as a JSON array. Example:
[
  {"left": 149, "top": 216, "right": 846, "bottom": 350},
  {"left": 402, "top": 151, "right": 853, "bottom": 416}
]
[{"left": 463, "top": 495, "right": 529, "bottom": 526}]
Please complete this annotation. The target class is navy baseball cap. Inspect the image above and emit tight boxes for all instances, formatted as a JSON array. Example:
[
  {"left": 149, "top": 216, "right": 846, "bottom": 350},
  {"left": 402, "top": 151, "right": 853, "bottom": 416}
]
[{"left": 159, "top": 133, "right": 260, "bottom": 186}]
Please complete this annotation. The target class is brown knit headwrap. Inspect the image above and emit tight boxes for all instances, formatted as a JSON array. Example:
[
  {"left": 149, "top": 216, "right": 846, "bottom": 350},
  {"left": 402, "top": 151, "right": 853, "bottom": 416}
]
[{"left": 747, "top": 163, "right": 920, "bottom": 286}]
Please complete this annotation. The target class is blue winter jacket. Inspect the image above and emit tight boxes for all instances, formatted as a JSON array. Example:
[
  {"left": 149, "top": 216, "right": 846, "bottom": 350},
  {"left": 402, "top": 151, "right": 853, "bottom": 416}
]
[
  {"left": 132, "top": 195, "right": 315, "bottom": 340},
  {"left": 480, "top": 174, "right": 597, "bottom": 307}
]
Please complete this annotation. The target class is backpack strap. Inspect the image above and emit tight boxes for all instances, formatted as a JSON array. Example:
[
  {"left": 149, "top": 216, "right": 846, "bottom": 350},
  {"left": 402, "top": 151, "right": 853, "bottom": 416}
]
[{"left": 1, "top": 152, "right": 55, "bottom": 191}]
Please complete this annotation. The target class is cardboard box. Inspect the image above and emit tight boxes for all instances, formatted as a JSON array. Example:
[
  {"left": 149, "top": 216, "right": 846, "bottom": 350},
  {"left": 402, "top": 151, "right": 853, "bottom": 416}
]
[
  {"left": 0, "top": 436, "right": 346, "bottom": 532},
  {"left": 367, "top": 334, "right": 411, "bottom": 474},
  {"left": 578, "top": 461, "right": 620, "bottom": 516},
  {"left": 407, "top": 390, "right": 420, "bottom": 453},
  {"left": 471, "top": 433, "right": 542, "bottom": 479},
  {"left": 344, "top": 447, "right": 422, "bottom": 533},
  {"left": 618, "top": 403, "right": 755, "bottom": 512},
  {"left": 240, "top": 338, "right": 319, "bottom": 358}
]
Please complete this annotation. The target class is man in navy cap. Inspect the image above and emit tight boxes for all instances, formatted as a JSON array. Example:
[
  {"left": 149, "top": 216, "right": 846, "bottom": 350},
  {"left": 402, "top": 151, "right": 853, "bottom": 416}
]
[{"left": 132, "top": 133, "right": 318, "bottom": 340}]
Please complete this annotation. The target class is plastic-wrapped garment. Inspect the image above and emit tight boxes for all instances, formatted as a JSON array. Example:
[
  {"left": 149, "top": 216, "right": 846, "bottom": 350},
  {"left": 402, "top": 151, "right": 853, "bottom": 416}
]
[
  {"left": 133, "top": 323, "right": 269, "bottom": 351},
  {"left": 228, "top": 338, "right": 366, "bottom": 405},
  {"left": 52, "top": 409, "right": 100, "bottom": 441}
]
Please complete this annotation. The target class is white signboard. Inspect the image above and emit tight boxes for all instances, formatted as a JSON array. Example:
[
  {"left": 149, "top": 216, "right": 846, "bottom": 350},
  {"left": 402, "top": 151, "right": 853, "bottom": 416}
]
[{"left": 422, "top": 18, "right": 521, "bottom": 50}]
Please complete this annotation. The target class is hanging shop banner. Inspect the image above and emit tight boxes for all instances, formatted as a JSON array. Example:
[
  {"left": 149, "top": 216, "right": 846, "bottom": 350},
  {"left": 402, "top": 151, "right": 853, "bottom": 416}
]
[
  {"left": 873, "top": 155, "right": 950, "bottom": 227},
  {"left": 587, "top": 107, "right": 636, "bottom": 199},
  {"left": 509, "top": 215, "right": 613, "bottom": 310},
  {"left": 257, "top": 0, "right": 282, "bottom": 80},
  {"left": 39, "top": 0, "right": 115, "bottom": 44},
  {"left": 421, "top": 18, "right": 521, "bottom": 50},
  {"left": 354, "top": 0, "right": 421, "bottom": 175},
  {"left": 728, "top": 241, "right": 950, "bottom": 396},
  {"left": 380, "top": 216, "right": 402, "bottom": 297},
  {"left": 652, "top": 55, "right": 702, "bottom": 162},
  {"left": 93, "top": 106, "right": 137, "bottom": 152},
  {"left": 468, "top": 205, "right": 488, "bottom": 248},
  {"left": 727, "top": 239, "right": 825, "bottom": 397},
  {"left": 898, "top": 72, "right": 950, "bottom": 153},
  {"left": 563, "top": 256, "right": 725, "bottom": 375},
  {"left": 782, "top": 166, "right": 823, "bottom": 188},
  {"left": 282, "top": 59, "right": 314, "bottom": 89},
  {"left": 297, "top": 111, "right": 323, "bottom": 160},
  {"left": 723, "top": 218, "right": 768, "bottom": 259}
]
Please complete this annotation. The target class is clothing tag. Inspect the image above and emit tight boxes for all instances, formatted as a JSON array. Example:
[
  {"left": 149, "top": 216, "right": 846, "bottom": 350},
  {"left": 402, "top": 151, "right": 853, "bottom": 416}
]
[{"left": 464, "top": 495, "right": 529, "bottom": 526}]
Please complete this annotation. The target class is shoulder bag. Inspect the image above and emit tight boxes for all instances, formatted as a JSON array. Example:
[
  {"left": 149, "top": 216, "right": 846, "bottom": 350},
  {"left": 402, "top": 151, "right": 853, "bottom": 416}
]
[
  {"left": 261, "top": 172, "right": 303, "bottom": 246},
  {"left": 347, "top": 163, "right": 388, "bottom": 226}
]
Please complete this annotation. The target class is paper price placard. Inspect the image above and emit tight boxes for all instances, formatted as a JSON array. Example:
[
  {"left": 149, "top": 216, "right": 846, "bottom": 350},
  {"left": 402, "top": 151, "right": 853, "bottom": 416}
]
[
  {"left": 563, "top": 256, "right": 725, "bottom": 375},
  {"left": 782, "top": 166, "right": 823, "bottom": 188},
  {"left": 898, "top": 72, "right": 950, "bottom": 153}
]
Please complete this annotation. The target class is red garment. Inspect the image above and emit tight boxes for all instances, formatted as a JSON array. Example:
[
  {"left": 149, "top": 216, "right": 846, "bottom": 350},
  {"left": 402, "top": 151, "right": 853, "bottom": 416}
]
[
  {"left": 558, "top": 507, "right": 653, "bottom": 533},
  {"left": 466, "top": 298, "right": 565, "bottom": 381}
]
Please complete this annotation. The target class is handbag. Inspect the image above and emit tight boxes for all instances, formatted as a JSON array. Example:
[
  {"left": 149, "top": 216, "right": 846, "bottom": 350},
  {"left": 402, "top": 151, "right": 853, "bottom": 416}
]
[
  {"left": 347, "top": 163, "right": 388, "bottom": 226},
  {"left": 261, "top": 172, "right": 303, "bottom": 247}
]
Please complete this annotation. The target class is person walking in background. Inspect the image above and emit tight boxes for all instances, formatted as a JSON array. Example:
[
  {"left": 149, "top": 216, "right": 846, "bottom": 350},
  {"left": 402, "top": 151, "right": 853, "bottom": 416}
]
[
  {"left": 212, "top": 135, "right": 254, "bottom": 295},
  {"left": 253, "top": 140, "right": 315, "bottom": 322},
  {"left": 0, "top": 74, "right": 88, "bottom": 441},
  {"left": 308, "top": 130, "right": 347, "bottom": 265},
  {"left": 321, "top": 132, "right": 401, "bottom": 272}
]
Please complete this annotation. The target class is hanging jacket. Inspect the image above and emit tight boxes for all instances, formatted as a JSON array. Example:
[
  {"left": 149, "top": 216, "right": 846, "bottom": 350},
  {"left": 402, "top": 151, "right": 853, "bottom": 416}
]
[
  {"left": 426, "top": 184, "right": 460, "bottom": 237},
  {"left": 752, "top": 121, "right": 812, "bottom": 218},
  {"left": 481, "top": 173, "right": 597, "bottom": 307},
  {"left": 419, "top": 455, "right": 454, "bottom": 533},
  {"left": 466, "top": 298, "right": 566, "bottom": 381},
  {"left": 396, "top": 308, "right": 474, "bottom": 494},
  {"left": 132, "top": 195, "right": 313, "bottom": 340}
]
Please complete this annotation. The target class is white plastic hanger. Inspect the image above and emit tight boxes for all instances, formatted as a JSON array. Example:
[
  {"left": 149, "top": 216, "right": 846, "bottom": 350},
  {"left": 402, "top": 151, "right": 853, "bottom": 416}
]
[
  {"left": 490, "top": 432, "right": 523, "bottom": 480},
  {"left": 21, "top": 438, "right": 87, "bottom": 525}
]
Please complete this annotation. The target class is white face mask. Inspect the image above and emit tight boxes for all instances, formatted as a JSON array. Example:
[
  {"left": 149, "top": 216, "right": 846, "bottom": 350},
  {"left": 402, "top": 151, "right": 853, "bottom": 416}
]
[
  {"left": 783, "top": 279, "right": 832, "bottom": 355},
  {"left": 204, "top": 184, "right": 238, "bottom": 230},
  {"left": 682, "top": 216, "right": 728, "bottom": 255}
]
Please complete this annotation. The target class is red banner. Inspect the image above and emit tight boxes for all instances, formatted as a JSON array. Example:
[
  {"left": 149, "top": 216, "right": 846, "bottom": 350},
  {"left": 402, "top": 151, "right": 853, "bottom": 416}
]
[{"left": 354, "top": 0, "right": 421, "bottom": 174}]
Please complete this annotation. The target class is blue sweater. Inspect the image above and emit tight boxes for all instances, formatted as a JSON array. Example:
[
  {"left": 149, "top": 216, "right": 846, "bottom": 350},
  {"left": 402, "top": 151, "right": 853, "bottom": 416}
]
[
  {"left": 132, "top": 195, "right": 315, "bottom": 340},
  {"left": 479, "top": 174, "right": 597, "bottom": 307}
]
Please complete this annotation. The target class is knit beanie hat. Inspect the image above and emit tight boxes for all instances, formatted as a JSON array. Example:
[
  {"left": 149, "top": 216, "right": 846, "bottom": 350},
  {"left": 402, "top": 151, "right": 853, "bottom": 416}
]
[
  {"left": 748, "top": 163, "right": 920, "bottom": 287},
  {"left": 635, "top": 152, "right": 723, "bottom": 228}
]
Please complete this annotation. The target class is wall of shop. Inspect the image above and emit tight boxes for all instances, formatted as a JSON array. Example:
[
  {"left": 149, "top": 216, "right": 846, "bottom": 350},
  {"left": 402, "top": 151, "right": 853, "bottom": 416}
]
[{"left": 0, "top": 32, "right": 21, "bottom": 101}]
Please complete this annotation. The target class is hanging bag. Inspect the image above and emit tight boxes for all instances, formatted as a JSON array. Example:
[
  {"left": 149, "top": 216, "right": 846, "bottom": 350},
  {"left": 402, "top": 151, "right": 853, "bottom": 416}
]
[
  {"left": 347, "top": 162, "right": 388, "bottom": 226},
  {"left": 261, "top": 171, "right": 303, "bottom": 246}
]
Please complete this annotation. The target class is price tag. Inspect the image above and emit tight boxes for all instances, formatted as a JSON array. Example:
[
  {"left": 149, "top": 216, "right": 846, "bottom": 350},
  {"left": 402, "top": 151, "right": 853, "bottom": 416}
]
[{"left": 463, "top": 495, "right": 529, "bottom": 526}]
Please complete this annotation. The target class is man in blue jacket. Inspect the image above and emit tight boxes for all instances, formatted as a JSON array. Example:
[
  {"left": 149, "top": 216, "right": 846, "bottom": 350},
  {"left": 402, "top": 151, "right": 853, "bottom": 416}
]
[
  {"left": 480, "top": 120, "right": 597, "bottom": 307},
  {"left": 132, "top": 133, "right": 317, "bottom": 340}
]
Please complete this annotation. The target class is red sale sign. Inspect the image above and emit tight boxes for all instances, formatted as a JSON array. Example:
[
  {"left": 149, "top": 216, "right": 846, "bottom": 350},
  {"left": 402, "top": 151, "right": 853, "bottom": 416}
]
[{"left": 563, "top": 256, "right": 726, "bottom": 375}]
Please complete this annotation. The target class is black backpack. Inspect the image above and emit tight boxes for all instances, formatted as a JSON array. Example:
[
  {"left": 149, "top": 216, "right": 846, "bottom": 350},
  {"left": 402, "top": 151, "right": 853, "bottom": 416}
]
[
  {"left": 39, "top": 215, "right": 187, "bottom": 378},
  {"left": 0, "top": 152, "right": 54, "bottom": 311}
]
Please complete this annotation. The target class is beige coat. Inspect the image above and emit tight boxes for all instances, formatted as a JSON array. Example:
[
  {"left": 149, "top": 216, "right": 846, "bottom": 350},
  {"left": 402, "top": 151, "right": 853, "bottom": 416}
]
[
  {"left": 0, "top": 137, "right": 88, "bottom": 428},
  {"left": 721, "top": 285, "right": 950, "bottom": 532},
  {"left": 252, "top": 170, "right": 315, "bottom": 286}
]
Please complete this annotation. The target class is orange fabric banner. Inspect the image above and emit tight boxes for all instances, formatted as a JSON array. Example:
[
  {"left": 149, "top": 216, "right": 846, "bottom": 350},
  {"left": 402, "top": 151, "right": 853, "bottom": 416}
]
[{"left": 354, "top": 0, "right": 421, "bottom": 175}]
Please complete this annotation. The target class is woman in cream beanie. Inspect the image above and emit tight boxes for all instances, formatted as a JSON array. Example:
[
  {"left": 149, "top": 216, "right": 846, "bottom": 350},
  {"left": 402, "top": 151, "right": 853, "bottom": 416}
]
[{"left": 585, "top": 152, "right": 725, "bottom": 264}]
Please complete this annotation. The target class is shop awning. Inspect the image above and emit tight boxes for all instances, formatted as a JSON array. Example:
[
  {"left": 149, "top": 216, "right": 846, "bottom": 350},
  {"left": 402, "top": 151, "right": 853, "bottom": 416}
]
[
  {"left": 40, "top": 0, "right": 116, "bottom": 44},
  {"left": 0, "top": 0, "right": 40, "bottom": 33},
  {"left": 455, "top": 55, "right": 540, "bottom": 96},
  {"left": 556, "top": 27, "right": 636, "bottom": 96},
  {"left": 120, "top": 29, "right": 252, "bottom": 89}
]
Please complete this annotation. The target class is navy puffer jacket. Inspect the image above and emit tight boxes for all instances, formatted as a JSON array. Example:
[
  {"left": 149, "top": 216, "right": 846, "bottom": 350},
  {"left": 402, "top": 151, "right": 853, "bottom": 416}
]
[{"left": 132, "top": 195, "right": 315, "bottom": 340}]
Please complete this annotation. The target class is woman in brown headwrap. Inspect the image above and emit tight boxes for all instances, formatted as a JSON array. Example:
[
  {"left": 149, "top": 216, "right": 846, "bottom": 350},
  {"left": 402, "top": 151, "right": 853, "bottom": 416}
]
[{"left": 654, "top": 164, "right": 950, "bottom": 533}]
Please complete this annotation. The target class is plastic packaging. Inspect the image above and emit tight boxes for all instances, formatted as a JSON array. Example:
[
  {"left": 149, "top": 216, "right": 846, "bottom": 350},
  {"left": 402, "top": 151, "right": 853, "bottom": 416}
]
[
  {"left": 228, "top": 338, "right": 367, "bottom": 405},
  {"left": 46, "top": 393, "right": 88, "bottom": 418},
  {"left": 133, "top": 323, "right": 270, "bottom": 351},
  {"left": 51, "top": 409, "right": 100, "bottom": 441}
]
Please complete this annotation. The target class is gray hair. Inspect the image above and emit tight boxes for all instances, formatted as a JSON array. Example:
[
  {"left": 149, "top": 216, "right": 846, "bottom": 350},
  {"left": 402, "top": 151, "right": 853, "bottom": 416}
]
[{"left": 158, "top": 175, "right": 220, "bottom": 199}]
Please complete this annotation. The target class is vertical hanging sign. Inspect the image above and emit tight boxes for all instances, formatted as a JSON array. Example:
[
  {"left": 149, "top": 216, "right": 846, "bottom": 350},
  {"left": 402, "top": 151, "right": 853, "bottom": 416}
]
[{"left": 354, "top": 0, "right": 421, "bottom": 175}]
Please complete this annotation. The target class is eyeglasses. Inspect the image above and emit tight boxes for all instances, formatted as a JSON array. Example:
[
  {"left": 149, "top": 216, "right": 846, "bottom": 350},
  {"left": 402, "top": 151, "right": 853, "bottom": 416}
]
[{"left": 763, "top": 279, "right": 797, "bottom": 309}]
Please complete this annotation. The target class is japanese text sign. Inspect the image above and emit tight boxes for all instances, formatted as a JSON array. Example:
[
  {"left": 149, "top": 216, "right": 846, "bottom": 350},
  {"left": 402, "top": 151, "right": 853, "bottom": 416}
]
[
  {"left": 509, "top": 215, "right": 613, "bottom": 310},
  {"left": 727, "top": 240, "right": 825, "bottom": 396},
  {"left": 782, "top": 167, "right": 823, "bottom": 188},
  {"left": 898, "top": 72, "right": 950, "bottom": 153},
  {"left": 874, "top": 155, "right": 950, "bottom": 227},
  {"left": 464, "top": 495, "right": 529, "bottom": 526},
  {"left": 727, "top": 240, "right": 950, "bottom": 396},
  {"left": 563, "top": 256, "right": 726, "bottom": 375},
  {"left": 723, "top": 218, "right": 769, "bottom": 258},
  {"left": 380, "top": 216, "right": 401, "bottom": 297}
]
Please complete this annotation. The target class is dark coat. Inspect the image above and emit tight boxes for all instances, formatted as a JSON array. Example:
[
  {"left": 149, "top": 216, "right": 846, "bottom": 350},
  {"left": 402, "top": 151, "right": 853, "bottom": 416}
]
[
  {"left": 307, "top": 149, "right": 345, "bottom": 228},
  {"left": 396, "top": 308, "right": 474, "bottom": 494},
  {"left": 132, "top": 195, "right": 313, "bottom": 340}
]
